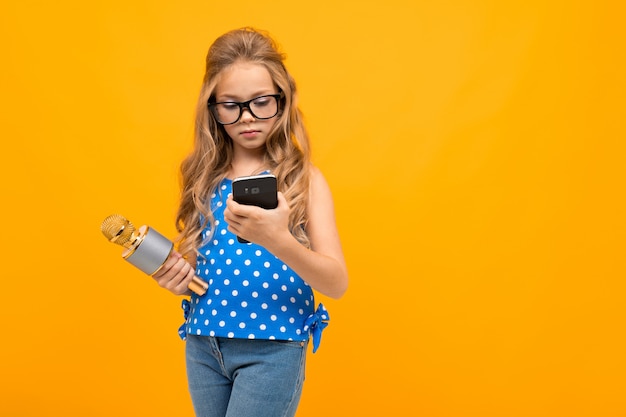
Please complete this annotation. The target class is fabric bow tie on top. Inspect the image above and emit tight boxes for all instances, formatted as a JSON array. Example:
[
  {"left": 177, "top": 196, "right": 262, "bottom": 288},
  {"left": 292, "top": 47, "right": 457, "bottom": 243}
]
[
  {"left": 304, "top": 303, "right": 330, "bottom": 353},
  {"left": 178, "top": 299, "right": 191, "bottom": 341}
]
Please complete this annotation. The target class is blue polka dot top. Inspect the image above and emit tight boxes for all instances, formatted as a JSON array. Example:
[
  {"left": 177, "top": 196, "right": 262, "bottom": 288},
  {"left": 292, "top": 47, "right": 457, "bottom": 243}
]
[{"left": 179, "top": 177, "right": 329, "bottom": 350}]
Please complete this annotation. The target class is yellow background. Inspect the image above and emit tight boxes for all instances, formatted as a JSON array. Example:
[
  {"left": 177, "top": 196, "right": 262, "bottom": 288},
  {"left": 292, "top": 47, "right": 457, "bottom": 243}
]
[{"left": 1, "top": 1, "right": 624, "bottom": 416}]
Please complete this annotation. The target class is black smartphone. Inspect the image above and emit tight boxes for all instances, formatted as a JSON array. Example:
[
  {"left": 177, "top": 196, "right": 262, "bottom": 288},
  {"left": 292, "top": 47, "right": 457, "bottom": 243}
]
[{"left": 232, "top": 174, "right": 278, "bottom": 243}]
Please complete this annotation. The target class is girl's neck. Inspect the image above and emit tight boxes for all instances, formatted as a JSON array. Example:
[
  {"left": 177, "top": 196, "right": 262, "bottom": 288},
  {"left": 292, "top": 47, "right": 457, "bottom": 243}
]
[{"left": 228, "top": 155, "right": 267, "bottom": 179}]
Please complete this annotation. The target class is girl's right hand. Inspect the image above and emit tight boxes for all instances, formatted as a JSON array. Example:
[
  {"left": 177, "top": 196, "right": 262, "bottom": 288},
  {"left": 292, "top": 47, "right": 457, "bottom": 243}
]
[{"left": 151, "top": 251, "right": 195, "bottom": 296}]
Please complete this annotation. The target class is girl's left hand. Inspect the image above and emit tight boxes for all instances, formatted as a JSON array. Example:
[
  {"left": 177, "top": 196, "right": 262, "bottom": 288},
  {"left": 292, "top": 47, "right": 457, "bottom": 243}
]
[
  {"left": 224, "top": 191, "right": 291, "bottom": 248},
  {"left": 151, "top": 250, "right": 195, "bottom": 296}
]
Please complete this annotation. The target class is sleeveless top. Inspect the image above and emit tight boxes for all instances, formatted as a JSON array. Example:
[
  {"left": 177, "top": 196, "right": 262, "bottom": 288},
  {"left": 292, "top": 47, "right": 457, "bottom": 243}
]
[{"left": 178, "top": 177, "right": 329, "bottom": 352}]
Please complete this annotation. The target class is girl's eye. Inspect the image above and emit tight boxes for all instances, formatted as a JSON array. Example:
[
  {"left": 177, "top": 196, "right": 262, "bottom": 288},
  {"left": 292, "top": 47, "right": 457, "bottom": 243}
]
[
  {"left": 221, "top": 103, "right": 239, "bottom": 110},
  {"left": 252, "top": 97, "right": 271, "bottom": 107}
]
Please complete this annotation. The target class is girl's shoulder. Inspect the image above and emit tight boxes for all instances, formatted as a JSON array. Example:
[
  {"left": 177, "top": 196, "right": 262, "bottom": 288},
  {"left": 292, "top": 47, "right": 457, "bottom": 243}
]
[
  {"left": 307, "top": 164, "right": 334, "bottom": 201},
  {"left": 307, "top": 163, "right": 325, "bottom": 182}
]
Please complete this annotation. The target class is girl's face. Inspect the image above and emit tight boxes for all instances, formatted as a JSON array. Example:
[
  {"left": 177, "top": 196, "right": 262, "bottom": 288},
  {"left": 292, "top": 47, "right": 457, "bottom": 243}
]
[{"left": 213, "top": 62, "right": 279, "bottom": 155}]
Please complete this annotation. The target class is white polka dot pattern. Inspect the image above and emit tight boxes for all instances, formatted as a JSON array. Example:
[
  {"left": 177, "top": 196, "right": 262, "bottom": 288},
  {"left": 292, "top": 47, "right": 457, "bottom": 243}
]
[{"left": 185, "top": 178, "right": 315, "bottom": 342}]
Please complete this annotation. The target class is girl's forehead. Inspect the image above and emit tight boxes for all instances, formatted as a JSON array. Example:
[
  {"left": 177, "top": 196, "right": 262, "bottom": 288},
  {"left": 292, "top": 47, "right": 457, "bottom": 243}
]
[{"left": 215, "top": 62, "right": 274, "bottom": 97}]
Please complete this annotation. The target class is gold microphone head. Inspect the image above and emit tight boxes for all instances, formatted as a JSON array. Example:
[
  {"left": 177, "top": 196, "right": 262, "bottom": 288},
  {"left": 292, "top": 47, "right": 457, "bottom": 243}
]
[{"left": 101, "top": 214, "right": 136, "bottom": 248}]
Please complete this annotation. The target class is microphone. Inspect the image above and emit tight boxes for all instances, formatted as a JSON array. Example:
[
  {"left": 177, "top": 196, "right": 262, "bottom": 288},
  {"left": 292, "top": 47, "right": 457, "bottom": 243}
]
[{"left": 101, "top": 214, "right": 208, "bottom": 295}]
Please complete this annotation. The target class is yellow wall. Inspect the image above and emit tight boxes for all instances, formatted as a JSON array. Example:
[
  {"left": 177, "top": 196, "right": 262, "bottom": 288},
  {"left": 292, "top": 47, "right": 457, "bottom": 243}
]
[{"left": 1, "top": 1, "right": 624, "bottom": 416}]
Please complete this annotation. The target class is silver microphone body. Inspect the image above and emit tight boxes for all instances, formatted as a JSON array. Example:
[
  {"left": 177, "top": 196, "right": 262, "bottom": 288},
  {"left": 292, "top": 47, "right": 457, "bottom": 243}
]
[{"left": 123, "top": 225, "right": 173, "bottom": 275}]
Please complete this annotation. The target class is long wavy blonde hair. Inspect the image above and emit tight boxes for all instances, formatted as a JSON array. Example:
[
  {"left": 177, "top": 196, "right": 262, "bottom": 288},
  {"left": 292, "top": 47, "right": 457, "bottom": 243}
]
[{"left": 175, "top": 28, "right": 311, "bottom": 258}]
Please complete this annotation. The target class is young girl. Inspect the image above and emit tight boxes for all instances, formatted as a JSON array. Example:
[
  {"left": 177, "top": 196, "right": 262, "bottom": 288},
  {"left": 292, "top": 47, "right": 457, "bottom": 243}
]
[{"left": 151, "top": 27, "right": 348, "bottom": 417}]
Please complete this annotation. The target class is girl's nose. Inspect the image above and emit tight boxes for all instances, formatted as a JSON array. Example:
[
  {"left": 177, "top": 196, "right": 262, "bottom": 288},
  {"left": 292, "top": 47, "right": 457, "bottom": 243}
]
[{"left": 239, "top": 107, "right": 255, "bottom": 122}]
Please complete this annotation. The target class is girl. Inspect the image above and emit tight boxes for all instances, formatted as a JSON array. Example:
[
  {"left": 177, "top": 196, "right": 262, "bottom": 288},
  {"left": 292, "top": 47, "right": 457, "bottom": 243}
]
[{"left": 152, "top": 27, "right": 348, "bottom": 417}]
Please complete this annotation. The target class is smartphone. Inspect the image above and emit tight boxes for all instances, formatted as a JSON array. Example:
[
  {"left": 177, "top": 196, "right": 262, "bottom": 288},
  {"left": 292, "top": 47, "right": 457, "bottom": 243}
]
[{"left": 232, "top": 174, "right": 278, "bottom": 243}]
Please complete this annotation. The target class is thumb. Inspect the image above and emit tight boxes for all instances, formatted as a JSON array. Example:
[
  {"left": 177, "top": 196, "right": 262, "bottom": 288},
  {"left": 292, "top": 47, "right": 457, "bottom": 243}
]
[{"left": 276, "top": 191, "right": 289, "bottom": 208}]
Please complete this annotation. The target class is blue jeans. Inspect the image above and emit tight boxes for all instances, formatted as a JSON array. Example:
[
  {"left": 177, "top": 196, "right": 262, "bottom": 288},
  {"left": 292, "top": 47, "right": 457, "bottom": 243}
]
[{"left": 185, "top": 335, "right": 308, "bottom": 417}]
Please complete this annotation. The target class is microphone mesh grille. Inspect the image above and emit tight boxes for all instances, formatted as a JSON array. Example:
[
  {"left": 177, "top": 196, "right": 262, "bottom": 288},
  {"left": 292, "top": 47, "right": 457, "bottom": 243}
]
[{"left": 101, "top": 214, "right": 135, "bottom": 247}]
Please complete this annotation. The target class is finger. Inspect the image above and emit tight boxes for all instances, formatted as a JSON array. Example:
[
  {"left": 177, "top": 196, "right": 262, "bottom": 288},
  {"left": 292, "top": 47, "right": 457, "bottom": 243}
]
[
  {"left": 276, "top": 191, "right": 288, "bottom": 208},
  {"left": 226, "top": 196, "right": 259, "bottom": 217},
  {"left": 225, "top": 196, "right": 241, "bottom": 213},
  {"left": 227, "top": 224, "right": 240, "bottom": 238},
  {"left": 173, "top": 258, "right": 192, "bottom": 284},
  {"left": 223, "top": 209, "right": 233, "bottom": 225},
  {"left": 159, "top": 258, "right": 189, "bottom": 291},
  {"left": 182, "top": 268, "right": 197, "bottom": 290},
  {"left": 224, "top": 206, "right": 245, "bottom": 226},
  {"left": 153, "top": 251, "right": 182, "bottom": 278},
  {"left": 172, "top": 262, "right": 194, "bottom": 293}
]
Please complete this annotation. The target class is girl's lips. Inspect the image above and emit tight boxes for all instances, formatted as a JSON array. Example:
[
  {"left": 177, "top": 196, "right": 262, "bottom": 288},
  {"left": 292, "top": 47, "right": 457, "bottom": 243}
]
[{"left": 241, "top": 129, "right": 260, "bottom": 138}]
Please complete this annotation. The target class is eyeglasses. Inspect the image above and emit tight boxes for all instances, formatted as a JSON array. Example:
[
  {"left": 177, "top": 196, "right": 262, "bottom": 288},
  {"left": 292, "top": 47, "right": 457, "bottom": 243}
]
[{"left": 207, "top": 94, "right": 282, "bottom": 125}]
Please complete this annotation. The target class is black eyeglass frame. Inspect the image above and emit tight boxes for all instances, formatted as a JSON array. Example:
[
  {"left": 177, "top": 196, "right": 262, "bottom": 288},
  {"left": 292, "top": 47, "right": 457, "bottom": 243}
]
[{"left": 207, "top": 93, "right": 283, "bottom": 125}]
